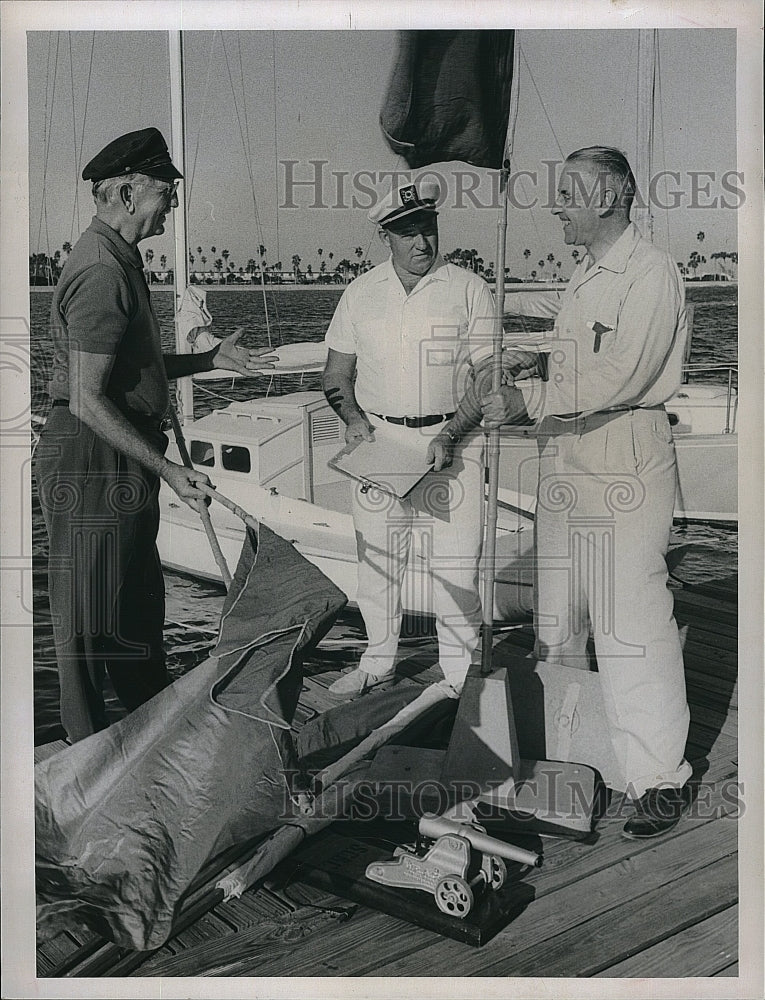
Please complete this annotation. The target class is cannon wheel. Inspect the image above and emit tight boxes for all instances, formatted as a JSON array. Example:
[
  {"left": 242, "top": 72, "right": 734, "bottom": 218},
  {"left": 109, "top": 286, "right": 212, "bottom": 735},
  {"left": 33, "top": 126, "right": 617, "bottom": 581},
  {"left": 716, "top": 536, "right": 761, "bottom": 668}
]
[
  {"left": 435, "top": 876, "right": 474, "bottom": 919},
  {"left": 487, "top": 854, "right": 507, "bottom": 890}
]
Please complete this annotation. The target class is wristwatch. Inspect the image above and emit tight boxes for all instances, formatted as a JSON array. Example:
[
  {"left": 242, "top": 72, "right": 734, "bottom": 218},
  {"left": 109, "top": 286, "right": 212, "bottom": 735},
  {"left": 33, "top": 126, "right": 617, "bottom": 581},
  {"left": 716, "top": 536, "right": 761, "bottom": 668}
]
[{"left": 445, "top": 426, "right": 461, "bottom": 445}]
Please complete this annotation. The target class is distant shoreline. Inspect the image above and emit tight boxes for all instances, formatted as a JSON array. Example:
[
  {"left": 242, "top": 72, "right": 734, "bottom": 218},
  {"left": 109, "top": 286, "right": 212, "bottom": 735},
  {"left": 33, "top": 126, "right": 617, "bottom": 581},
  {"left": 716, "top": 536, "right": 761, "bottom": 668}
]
[{"left": 29, "top": 278, "right": 737, "bottom": 293}]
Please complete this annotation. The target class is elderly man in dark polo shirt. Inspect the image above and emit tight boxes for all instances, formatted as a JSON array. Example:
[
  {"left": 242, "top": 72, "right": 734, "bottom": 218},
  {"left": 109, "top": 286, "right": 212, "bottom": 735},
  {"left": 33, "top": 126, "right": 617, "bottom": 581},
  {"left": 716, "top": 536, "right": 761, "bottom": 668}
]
[{"left": 34, "top": 128, "right": 274, "bottom": 743}]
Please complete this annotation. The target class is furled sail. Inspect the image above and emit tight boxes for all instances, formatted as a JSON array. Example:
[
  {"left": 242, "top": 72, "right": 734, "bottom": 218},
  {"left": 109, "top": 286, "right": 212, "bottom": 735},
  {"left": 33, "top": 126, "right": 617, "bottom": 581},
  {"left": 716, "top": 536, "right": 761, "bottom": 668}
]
[{"left": 34, "top": 523, "right": 353, "bottom": 951}]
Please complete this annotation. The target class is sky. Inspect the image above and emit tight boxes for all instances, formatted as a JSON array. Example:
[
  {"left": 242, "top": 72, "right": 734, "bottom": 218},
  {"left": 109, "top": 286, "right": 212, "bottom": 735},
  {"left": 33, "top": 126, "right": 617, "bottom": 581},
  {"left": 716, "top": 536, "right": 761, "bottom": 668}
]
[{"left": 26, "top": 25, "right": 740, "bottom": 278}]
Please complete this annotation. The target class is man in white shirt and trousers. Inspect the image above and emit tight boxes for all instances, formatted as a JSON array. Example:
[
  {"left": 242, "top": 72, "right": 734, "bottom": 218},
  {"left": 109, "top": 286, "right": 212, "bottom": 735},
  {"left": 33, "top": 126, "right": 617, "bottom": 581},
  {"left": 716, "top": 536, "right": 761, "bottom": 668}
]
[
  {"left": 482, "top": 147, "right": 693, "bottom": 840},
  {"left": 322, "top": 179, "right": 496, "bottom": 699}
]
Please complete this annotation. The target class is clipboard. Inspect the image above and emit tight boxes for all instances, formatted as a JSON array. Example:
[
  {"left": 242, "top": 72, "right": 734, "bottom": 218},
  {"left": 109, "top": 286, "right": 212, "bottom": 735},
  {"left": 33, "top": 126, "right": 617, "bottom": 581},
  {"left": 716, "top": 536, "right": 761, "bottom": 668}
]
[{"left": 329, "top": 422, "right": 434, "bottom": 500}]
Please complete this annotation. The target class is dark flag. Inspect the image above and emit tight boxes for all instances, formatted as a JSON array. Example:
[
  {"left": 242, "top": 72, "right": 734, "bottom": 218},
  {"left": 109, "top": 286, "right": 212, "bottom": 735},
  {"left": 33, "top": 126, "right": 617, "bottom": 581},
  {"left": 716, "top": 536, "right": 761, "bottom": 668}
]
[{"left": 380, "top": 30, "right": 515, "bottom": 169}]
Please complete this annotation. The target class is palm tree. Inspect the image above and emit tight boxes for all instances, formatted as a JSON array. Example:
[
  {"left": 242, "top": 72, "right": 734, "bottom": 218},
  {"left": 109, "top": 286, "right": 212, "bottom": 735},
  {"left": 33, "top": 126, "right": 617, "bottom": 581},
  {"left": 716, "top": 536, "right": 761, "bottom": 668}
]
[
  {"left": 62, "top": 241, "right": 72, "bottom": 257},
  {"left": 214, "top": 258, "right": 224, "bottom": 282},
  {"left": 144, "top": 248, "right": 154, "bottom": 283},
  {"left": 523, "top": 248, "right": 531, "bottom": 280},
  {"left": 530, "top": 269, "right": 537, "bottom": 280},
  {"left": 200, "top": 255, "right": 207, "bottom": 279},
  {"left": 211, "top": 246, "right": 216, "bottom": 256},
  {"left": 291, "top": 254, "right": 302, "bottom": 282},
  {"left": 696, "top": 231, "right": 705, "bottom": 247},
  {"left": 222, "top": 249, "right": 230, "bottom": 270}
]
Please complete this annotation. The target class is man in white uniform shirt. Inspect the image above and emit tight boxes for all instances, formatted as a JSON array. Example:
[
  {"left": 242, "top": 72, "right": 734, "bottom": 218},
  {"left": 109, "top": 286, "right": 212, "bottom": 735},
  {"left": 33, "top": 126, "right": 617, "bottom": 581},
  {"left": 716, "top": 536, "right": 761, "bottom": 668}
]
[
  {"left": 482, "top": 147, "right": 692, "bottom": 840},
  {"left": 322, "top": 180, "right": 496, "bottom": 697}
]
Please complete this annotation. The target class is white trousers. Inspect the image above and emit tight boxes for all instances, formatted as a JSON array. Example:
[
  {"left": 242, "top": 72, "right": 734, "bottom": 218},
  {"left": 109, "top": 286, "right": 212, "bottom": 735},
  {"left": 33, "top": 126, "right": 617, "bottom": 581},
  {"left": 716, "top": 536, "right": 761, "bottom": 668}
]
[
  {"left": 534, "top": 407, "right": 692, "bottom": 797},
  {"left": 351, "top": 417, "right": 484, "bottom": 689}
]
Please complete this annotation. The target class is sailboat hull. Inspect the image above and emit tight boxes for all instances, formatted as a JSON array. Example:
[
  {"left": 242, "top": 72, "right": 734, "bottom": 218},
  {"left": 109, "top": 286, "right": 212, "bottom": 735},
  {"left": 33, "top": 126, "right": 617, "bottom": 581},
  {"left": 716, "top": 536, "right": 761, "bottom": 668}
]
[{"left": 157, "top": 482, "right": 536, "bottom": 623}]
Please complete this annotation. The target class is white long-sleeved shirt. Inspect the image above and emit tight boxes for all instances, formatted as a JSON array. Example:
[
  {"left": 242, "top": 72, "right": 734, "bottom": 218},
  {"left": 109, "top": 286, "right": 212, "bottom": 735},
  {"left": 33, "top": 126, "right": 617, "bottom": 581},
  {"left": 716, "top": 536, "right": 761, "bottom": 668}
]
[
  {"left": 507, "top": 225, "right": 688, "bottom": 422},
  {"left": 325, "top": 258, "right": 496, "bottom": 416}
]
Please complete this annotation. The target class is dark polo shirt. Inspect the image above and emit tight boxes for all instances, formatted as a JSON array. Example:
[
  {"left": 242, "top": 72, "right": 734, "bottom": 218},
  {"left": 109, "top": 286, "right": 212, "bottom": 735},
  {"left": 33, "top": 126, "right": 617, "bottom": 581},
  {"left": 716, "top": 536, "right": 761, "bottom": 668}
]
[{"left": 49, "top": 216, "right": 170, "bottom": 421}]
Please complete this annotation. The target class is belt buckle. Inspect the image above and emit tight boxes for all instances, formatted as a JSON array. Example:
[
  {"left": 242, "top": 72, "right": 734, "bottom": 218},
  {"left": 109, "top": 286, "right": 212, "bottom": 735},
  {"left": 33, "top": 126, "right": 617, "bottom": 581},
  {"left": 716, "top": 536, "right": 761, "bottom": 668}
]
[{"left": 404, "top": 415, "right": 417, "bottom": 428}]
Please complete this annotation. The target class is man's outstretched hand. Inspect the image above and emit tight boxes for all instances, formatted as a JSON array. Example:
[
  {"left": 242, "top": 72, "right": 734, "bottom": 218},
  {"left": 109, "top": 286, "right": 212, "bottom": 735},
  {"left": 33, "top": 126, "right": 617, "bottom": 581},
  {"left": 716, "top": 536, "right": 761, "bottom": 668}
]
[{"left": 211, "top": 327, "right": 277, "bottom": 374}]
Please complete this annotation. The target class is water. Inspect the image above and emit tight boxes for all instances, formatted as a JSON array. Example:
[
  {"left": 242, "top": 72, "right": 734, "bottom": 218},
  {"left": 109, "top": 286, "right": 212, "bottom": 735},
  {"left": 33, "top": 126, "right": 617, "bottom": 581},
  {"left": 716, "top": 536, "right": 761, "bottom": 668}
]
[{"left": 30, "top": 284, "right": 738, "bottom": 744}]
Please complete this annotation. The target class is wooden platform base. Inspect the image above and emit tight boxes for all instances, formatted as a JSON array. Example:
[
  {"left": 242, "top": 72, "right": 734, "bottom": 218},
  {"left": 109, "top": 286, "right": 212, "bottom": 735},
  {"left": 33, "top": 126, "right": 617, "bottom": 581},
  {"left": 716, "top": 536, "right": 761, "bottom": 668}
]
[
  {"left": 33, "top": 574, "right": 741, "bottom": 977},
  {"left": 280, "top": 825, "right": 536, "bottom": 947}
]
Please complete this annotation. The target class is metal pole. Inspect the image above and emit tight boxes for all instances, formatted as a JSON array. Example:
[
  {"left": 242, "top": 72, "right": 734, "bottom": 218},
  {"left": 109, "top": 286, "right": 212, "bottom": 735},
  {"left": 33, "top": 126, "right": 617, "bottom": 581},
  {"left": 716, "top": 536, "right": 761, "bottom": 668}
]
[
  {"left": 480, "top": 162, "right": 510, "bottom": 677},
  {"left": 725, "top": 366, "right": 733, "bottom": 433},
  {"left": 169, "top": 31, "right": 194, "bottom": 424}
]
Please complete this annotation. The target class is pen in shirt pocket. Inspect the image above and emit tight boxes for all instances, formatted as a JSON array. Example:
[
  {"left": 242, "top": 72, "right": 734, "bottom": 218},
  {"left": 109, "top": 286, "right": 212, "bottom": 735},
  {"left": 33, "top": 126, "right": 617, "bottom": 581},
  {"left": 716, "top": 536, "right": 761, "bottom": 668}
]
[{"left": 587, "top": 321, "right": 614, "bottom": 353}]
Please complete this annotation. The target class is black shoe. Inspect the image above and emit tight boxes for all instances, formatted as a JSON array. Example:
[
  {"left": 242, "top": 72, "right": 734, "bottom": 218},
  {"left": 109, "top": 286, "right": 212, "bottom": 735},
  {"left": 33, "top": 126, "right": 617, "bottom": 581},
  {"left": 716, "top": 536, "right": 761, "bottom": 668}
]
[{"left": 622, "top": 786, "right": 690, "bottom": 840}]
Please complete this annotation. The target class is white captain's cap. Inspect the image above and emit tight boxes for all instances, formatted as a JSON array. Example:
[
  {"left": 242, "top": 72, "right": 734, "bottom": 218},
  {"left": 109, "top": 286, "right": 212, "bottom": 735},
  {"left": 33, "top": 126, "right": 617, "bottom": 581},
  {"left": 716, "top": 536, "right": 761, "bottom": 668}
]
[{"left": 368, "top": 179, "right": 440, "bottom": 228}]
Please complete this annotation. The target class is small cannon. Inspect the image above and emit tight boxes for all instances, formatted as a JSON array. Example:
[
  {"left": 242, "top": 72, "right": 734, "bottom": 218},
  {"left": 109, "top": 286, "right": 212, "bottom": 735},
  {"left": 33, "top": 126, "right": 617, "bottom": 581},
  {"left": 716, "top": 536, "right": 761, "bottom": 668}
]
[{"left": 365, "top": 814, "right": 541, "bottom": 919}]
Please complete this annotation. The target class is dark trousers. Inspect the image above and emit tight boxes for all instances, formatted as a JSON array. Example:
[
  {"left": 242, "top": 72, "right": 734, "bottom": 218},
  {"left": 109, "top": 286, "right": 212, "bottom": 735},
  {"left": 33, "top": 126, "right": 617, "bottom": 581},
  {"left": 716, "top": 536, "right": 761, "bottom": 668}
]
[{"left": 35, "top": 407, "right": 170, "bottom": 742}]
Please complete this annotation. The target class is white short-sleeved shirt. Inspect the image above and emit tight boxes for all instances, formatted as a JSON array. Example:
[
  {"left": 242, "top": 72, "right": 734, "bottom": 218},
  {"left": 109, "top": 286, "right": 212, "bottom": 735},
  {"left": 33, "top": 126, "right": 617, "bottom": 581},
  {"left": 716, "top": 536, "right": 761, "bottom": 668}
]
[
  {"left": 325, "top": 258, "right": 496, "bottom": 416},
  {"left": 505, "top": 225, "right": 688, "bottom": 422}
]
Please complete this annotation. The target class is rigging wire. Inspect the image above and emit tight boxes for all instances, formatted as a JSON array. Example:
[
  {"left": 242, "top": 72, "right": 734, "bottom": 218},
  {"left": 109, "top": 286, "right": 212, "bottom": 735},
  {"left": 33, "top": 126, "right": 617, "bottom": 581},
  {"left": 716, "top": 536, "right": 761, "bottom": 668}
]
[
  {"left": 519, "top": 45, "right": 565, "bottom": 162},
  {"left": 186, "top": 32, "right": 217, "bottom": 205},
  {"left": 654, "top": 36, "right": 672, "bottom": 256},
  {"left": 236, "top": 32, "right": 280, "bottom": 343},
  {"left": 67, "top": 35, "right": 80, "bottom": 241},
  {"left": 507, "top": 41, "right": 562, "bottom": 309},
  {"left": 271, "top": 32, "right": 282, "bottom": 273},
  {"left": 219, "top": 31, "right": 275, "bottom": 347},
  {"left": 68, "top": 33, "right": 95, "bottom": 243},
  {"left": 37, "top": 33, "right": 61, "bottom": 275}
]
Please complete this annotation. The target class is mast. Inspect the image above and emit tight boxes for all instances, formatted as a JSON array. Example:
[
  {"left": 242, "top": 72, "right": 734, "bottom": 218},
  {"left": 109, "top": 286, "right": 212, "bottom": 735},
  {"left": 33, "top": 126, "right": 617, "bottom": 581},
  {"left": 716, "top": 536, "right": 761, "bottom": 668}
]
[
  {"left": 634, "top": 28, "right": 657, "bottom": 241},
  {"left": 169, "top": 31, "right": 194, "bottom": 423}
]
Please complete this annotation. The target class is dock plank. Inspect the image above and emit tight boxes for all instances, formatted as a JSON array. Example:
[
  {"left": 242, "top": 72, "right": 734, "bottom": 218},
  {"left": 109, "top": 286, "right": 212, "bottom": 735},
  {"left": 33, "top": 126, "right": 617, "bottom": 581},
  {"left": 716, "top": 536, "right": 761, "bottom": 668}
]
[
  {"left": 368, "top": 822, "right": 736, "bottom": 976},
  {"left": 593, "top": 905, "right": 738, "bottom": 977},
  {"left": 476, "top": 854, "right": 738, "bottom": 978},
  {"left": 34, "top": 570, "right": 738, "bottom": 980}
]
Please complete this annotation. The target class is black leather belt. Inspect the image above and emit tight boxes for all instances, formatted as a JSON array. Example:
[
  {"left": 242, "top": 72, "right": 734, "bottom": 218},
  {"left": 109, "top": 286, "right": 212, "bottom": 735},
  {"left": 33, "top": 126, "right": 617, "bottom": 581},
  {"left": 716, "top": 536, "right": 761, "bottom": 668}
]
[{"left": 371, "top": 411, "right": 455, "bottom": 429}]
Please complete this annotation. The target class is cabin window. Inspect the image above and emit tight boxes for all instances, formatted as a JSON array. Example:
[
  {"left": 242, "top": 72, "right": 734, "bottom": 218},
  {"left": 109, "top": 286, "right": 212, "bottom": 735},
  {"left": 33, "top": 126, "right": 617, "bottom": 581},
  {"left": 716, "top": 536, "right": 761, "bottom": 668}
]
[
  {"left": 190, "top": 439, "right": 215, "bottom": 467},
  {"left": 221, "top": 444, "right": 252, "bottom": 473}
]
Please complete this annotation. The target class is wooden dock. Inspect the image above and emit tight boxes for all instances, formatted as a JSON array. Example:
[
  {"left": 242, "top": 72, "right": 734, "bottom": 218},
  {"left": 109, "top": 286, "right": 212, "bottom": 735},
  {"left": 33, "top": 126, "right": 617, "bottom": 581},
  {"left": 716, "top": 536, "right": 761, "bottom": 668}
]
[{"left": 35, "top": 575, "right": 739, "bottom": 980}]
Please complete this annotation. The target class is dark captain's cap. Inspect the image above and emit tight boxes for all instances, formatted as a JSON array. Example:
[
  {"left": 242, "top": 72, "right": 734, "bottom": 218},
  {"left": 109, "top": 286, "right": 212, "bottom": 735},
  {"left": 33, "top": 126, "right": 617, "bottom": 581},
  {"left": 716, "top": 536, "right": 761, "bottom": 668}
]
[{"left": 82, "top": 127, "right": 183, "bottom": 182}]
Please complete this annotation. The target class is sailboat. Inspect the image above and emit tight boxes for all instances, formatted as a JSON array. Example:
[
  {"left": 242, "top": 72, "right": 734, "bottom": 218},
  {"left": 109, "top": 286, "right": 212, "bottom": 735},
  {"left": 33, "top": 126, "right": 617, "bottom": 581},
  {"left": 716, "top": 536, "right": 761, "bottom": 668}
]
[
  {"left": 155, "top": 29, "right": 736, "bottom": 606},
  {"left": 156, "top": 31, "right": 536, "bottom": 618}
]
